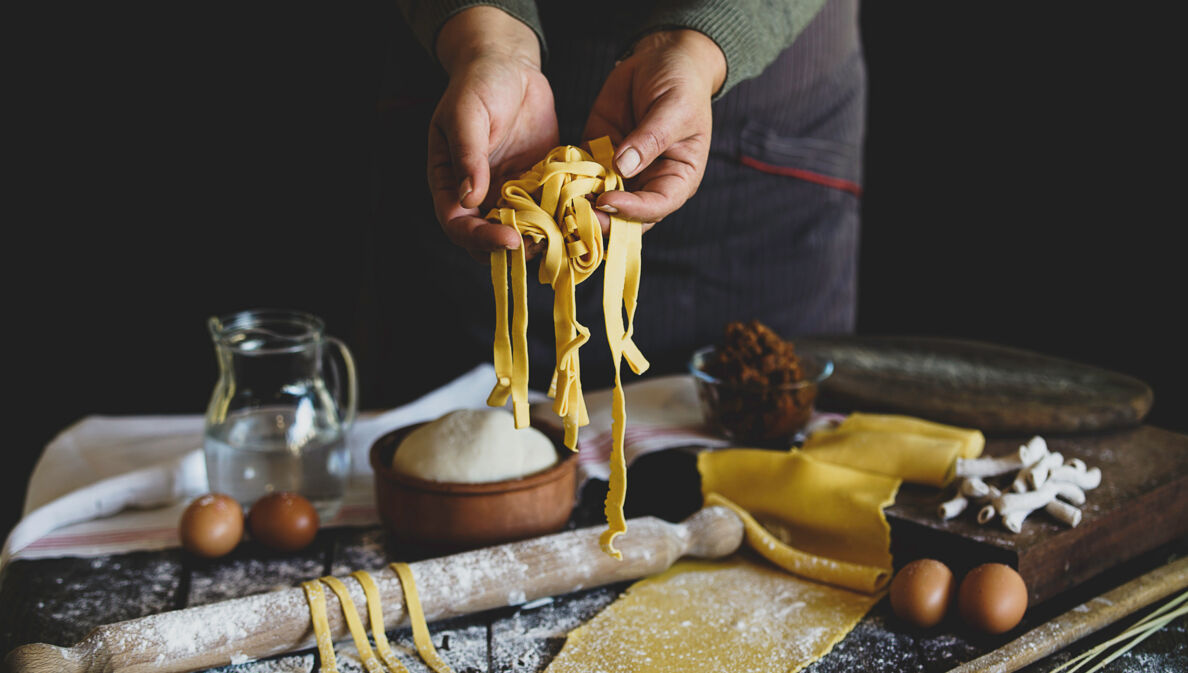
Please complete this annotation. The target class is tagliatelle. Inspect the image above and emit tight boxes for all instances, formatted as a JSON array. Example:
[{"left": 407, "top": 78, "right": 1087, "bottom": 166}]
[
  {"left": 301, "top": 579, "right": 341, "bottom": 673},
  {"left": 390, "top": 562, "right": 454, "bottom": 673},
  {"left": 487, "top": 136, "right": 648, "bottom": 559},
  {"left": 299, "top": 568, "right": 452, "bottom": 673},
  {"left": 320, "top": 575, "right": 396, "bottom": 673},
  {"left": 352, "top": 570, "right": 408, "bottom": 673}
]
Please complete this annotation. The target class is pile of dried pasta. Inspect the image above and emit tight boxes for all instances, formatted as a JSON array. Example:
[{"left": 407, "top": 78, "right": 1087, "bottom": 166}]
[{"left": 486, "top": 136, "right": 648, "bottom": 558}]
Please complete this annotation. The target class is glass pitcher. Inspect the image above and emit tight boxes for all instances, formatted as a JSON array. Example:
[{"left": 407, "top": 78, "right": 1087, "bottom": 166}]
[{"left": 203, "top": 309, "right": 357, "bottom": 520}]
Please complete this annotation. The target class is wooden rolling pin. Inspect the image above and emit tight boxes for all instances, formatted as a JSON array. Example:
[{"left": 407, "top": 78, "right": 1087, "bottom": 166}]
[
  {"left": 5, "top": 506, "right": 743, "bottom": 673},
  {"left": 946, "top": 554, "right": 1188, "bottom": 673}
]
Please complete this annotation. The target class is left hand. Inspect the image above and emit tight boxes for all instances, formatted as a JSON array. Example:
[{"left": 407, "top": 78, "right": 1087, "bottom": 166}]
[{"left": 582, "top": 29, "right": 727, "bottom": 231}]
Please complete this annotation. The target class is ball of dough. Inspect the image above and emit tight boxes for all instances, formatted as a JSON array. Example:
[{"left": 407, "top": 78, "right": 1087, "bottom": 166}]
[{"left": 393, "top": 408, "right": 558, "bottom": 483}]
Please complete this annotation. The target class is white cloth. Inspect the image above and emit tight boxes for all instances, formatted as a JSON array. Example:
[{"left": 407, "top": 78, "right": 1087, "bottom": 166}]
[
  {"left": 2, "top": 364, "right": 502, "bottom": 565},
  {"left": 3, "top": 366, "right": 746, "bottom": 566},
  {"left": 532, "top": 374, "right": 731, "bottom": 481}
]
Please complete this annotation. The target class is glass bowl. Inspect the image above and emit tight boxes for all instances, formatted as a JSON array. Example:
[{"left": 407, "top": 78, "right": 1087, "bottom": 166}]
[{"left": 689, "top": 345, "right": 834, "bottom": 445}]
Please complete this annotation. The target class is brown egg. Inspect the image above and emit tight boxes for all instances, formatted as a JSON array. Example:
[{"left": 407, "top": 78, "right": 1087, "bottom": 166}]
[
  {"left": 247, "top": 492, "right": 319, "bottom": 552},
  {"left": 958, "top": 563, "right": 1029, "bottom": 634},
  {"left": 179, "top": 493, "right": 244, "bottom": 558},
  {"left": 889, "top": 558, "right": 955, "bottom": 628}
]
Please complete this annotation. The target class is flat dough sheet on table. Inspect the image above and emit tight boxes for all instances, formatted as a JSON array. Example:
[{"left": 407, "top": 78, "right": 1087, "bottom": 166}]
[
  {"left": 545, "top": 556, "right": 880, "bottom": 673},
  {"left": 546, "top": 449, "right": 902, "bottom": 672},
  {"left": 543, "top": 416, "right": 982, "bottom": 672}
]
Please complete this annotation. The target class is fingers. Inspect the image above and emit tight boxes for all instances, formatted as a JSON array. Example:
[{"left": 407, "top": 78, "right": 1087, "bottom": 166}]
[
  {"left": 443, "top": 214, "right": 522, "bottom": 255},
  {"left": 597, "top": 168, "right": 695, "bottom": 224},
  {"left": 592, "top": 207, "right": 611, "bottom": 234},
  {"left": 612, "top": 89, "right": 686, "bottom": 179},
  {"left": 442, "top": 215, "right": 557, "bottom": 263},
  {"left": 591, "top": 207, "right": 655, "bottom": 237},
  {"left": 428, "top": 125, "right": 474, "bottom": 228},
  {"left": 428, "top": 101, "right": 504, "bottom": 258},
  {"left": 596, "top": 84, "right": 710, "bottom": 223},
  {"left": 443, "top": 101, "right": 492, "bottom": 209}
]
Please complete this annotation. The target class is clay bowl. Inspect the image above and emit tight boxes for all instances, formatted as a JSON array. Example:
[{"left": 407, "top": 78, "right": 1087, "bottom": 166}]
[{"left": 370, "top": 419, "right": 577, "bottom": 552}]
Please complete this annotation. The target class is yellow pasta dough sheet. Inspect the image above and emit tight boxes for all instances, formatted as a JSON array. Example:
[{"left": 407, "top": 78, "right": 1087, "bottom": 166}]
[
  {"left": 830, "top": 412, "right": 985, "bottom": 458},
  {"left": 699, "top": 449, "right": 899, "bottom": 585},
  {"left": 798, "top": 412, "right": 985, "bottom": 487},
  {"left": 542, "top": 414, "right": 982, "bottom": 670},
  {"left": 799, "top": 429, "right": 961, "bottom": 488},
  {"left": 544, "top": 556, "right": 880, "bottom": 673}
]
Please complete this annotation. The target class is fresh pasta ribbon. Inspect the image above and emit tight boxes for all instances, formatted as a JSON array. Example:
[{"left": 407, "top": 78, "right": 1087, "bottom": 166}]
[
  {"left": 301, "top": 579, "right": 341, "bottom": 673},
  {"left": 302, "top": 567, "right": 454, "bottom": 673},
  {"left": 352, "top": 570, "right": 408, "bottom": 673},
  {"left": 320, "top": 576, "right": 390, "bottom": 673},
  {"left": 391, "top": 562, "right": 455, "bottom": 673},
  {"left": 487, "top": 136, "right": 648, "bottom": 558}
]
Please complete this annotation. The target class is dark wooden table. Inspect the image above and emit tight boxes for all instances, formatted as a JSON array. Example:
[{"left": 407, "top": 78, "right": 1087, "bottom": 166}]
[{"left": 2, "top": 462, "right": 1184, "bottom": 673}]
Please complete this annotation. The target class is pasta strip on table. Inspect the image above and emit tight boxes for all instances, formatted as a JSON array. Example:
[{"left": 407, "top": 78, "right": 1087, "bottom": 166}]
[
  {"left": 301, "top": 579, "right": 341, "bottom": 673},
  {"left": 391, "top": 562, "right": 455, "bottom": 673},
  {"left": 303, "top": 568, "right": 453, "bottom": 673},
  {"left": 352, "top": 570, "right": 408, "bottom": 673},
  {"left": 487, "top": 136, "right": 648, "bottom": 558},
  {"left": 320, "top": 575, "right": 390, "bottom": 673}
]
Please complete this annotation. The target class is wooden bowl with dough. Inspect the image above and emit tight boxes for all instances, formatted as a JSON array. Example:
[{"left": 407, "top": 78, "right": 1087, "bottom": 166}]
[{"left": 369, "top": 420, "right": 577, "bottom": 551}]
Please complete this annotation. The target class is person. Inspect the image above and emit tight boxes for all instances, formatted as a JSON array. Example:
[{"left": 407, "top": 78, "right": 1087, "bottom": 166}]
[{"left": 366, "top": 0, "right": 864, "bottom": 406}]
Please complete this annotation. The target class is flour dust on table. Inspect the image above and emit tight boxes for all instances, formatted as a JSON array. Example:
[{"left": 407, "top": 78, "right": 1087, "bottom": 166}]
[
  {"left": 204, "top": 654, "right": 313, "bottom": 673},
  {"left": 544, "top": 557, "right": 880, "bottom": 673}
]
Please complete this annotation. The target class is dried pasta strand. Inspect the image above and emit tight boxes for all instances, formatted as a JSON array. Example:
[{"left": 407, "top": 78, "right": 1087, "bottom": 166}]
[
  {"left": 486, "top": 136, "right": 648, "bottom": 558},
  {"left": 351, "top": 570, "right": 410, "bottom": 673},
  {"left": 1050, "top": 590, "right": 1188, "bottom": 673},
  {"left": 391, "top": 562, "right": 455, "bottom": 673},
  {"left": 301, "top": 580, "right": 341, "bottom": 673},
  {"left": 320, "top": 576, "right": 388, "bottom": 673}
]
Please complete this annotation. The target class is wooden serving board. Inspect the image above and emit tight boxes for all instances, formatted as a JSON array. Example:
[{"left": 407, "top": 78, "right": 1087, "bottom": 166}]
[
  {"left": 794, "top": 336, "right": 1154, "bottom": 434},
  {"left": 887, "top": 425, "right": 1188, "bottom": 605}
]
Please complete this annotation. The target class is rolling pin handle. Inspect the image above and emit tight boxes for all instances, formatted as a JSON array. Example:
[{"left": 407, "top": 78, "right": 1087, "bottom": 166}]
[
  {"left": 4, "top": 642, "right": 82, "bottom": 673},
  {"left": 681, "top": 505, "right": 744, "bottom": 559}
]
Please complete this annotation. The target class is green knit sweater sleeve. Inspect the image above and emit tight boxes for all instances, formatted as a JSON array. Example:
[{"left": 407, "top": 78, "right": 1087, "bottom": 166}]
[
  {"left": 637, "top": 0, "right": 829, "bottom": 97},
  {"left": 394, "top": 1, "right": 547, "bottom": 64}
]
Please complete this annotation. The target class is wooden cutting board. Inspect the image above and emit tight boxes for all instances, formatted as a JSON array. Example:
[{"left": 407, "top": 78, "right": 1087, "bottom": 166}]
[
  {"left": 886, "top": 425, "right": 1188, "bottom": 605},
  {"left": 794, "top": 336, "right": 1154, "bottom": 435}
]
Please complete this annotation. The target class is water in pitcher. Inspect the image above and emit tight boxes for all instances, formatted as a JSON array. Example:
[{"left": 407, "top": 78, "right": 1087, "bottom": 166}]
[{"left": 204, "top": 405, "right": 350, "bottom": 520}]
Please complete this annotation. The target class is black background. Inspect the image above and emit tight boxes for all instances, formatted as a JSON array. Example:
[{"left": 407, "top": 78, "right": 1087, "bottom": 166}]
[{"left": 5, "top": 2, "right": 1185, "bottom": 543}]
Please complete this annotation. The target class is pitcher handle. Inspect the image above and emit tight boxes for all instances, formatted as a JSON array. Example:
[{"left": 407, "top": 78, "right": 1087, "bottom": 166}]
[{"left": 325, "top": 336, "right": 359, "bottom": 429}]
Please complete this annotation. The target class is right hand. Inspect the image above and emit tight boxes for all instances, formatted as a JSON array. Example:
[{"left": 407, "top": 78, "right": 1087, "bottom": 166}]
[{"left": 428, "top": 7, "right": 559, "bottom": 262}]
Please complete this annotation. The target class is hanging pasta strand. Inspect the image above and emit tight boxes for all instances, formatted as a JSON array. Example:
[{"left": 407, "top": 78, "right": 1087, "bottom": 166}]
[{"left": 487, "top": 136, "right": 649, "bottom": 558}]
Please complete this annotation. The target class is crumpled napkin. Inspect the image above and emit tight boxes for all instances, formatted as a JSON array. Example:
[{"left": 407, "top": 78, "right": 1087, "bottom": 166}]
[{"left": 530, "top": 374, "right": 740, "bottom": 483}]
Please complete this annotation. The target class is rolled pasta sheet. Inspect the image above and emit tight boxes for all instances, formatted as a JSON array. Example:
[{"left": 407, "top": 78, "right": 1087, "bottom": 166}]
[
  {"left": 800, "top": 428, "right": 963, "bottom": 488},
  {"left": 698, "top": 449, "right": 899, "bottom": 593},
  {"left": 835, "top": 412, "right": 985, "bottom": 459}
]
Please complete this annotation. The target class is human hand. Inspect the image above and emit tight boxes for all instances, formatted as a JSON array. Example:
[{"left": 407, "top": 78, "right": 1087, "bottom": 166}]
[
  {"left": 428, "top": 7, "right": 559, "bottom": 261},
  {"left": 583, "top": 29, "right": 727, "bottom": 232}
]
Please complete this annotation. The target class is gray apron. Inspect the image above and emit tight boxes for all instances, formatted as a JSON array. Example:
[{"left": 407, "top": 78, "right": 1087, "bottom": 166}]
[{"left": 366, "top": 0, "right": 864, "bottom": 404}]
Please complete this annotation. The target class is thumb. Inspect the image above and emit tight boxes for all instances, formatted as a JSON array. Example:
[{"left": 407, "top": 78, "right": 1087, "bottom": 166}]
[
  {"left": 612, "top": 91, "right": 687, "bottom": 179},
  {"left": 443, "top": 103, "right": 492, "bottom": 209}
]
